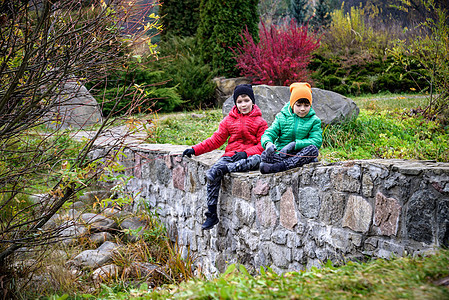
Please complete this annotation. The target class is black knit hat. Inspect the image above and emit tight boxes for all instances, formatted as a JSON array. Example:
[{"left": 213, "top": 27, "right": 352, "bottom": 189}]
[{"left": 233, "top": 84, "right": 255, "bottom": 104}]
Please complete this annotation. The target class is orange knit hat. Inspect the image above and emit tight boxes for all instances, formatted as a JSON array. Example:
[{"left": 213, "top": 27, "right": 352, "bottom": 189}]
[{"left": 289, "top": 82, "right": 312, "bottom": 108}]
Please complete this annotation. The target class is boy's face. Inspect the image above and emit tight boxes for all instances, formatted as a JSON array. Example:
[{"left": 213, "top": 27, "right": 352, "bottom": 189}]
[
  {"left": 293, "top": 101, "right": 311, "bottom": 117},
  {"left": 235, "top": 94, "right": 253, "bottom": 115}
]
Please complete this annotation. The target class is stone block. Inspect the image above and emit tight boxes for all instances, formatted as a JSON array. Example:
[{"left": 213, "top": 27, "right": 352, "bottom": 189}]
[
  {"left": 235, "top": 198, "right": 256, "bottom": 227},
  {"left": 255, "top": 196, "right": 277, "bottom": 228},
  {"left": 280, "top": 187, "right": 298, "bottom": 230},
  {"left": 437, "top": 198, "right": 449, "bottom": 247},
  {"left": 331, "top": 167, "right": 361, "bottom": 193},
  {"left": 134, "top": 154, "right": 142, "bottom": 179},
  {"left": 319, "top": 192, "right": 346, "bottom": 225},
  {"left": 342, "top": 195, "right": 372, "bottom": 233},
  {"left": 269, "top": 243, "right": 291, "bottom": 268},
  {"left": 253, "top": 179, "right": 269, "bottom": 196},
  {"left": 362, "top": 173, "right": 373, "bottom": 197},
  {"left": 172, "top": 165, "right": 185, "bottom": 191},
  {"left": 297, "top": 187, "right": 320, "bottom": 219},
  {"left": 374, "top": 192, "right": 401, "bottom": 236},
  {"left": 232, "top": 179, "right": 252, "bottom": 200},
  {"left": 406, "top": 190, "right": 435, "bottom": 244}
]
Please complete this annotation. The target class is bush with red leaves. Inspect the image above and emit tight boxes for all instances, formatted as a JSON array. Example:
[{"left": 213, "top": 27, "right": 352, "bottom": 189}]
[{"left": 233, "top": 21, "right": 321, "bottom": 86}]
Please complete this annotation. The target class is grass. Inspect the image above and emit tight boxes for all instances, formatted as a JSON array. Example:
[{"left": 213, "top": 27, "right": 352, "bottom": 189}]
[{"left": 82, "top": 250, "right": 449, "bottom": 299}]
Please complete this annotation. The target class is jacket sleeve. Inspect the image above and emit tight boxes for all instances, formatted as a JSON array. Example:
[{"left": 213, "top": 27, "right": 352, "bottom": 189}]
[
  {"left": 244, "top": 119, "right": 269, "bottom": 156},
  {"left": 192, "top": 118, "right": 230, "bottom": 156},
  {"left": 261, "top": 115, "right": 281, "bottom": 149},
  {"left": 295, "top": 117, "right": 323, "bottom": 150}
]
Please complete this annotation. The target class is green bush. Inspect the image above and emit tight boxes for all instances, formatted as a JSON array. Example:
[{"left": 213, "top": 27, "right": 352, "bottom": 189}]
[
  {"left": 196, "top": 0, "right": 259, "bottom": 77},
  {"left": 88, "top": 61, "right": 182, "bottom": 116},
  {"left": 152, "top": 35, "right": 217, "bottom": 110}
]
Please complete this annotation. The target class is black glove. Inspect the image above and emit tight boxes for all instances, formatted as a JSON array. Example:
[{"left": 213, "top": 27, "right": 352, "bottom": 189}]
[
  {"left": 231, "top": 151, "right": 247, "bottom": 161},
  {"left": 183, "top": 148, "right": 195, "bottom": 158},
  {"left": 279, "top": 142, "right": 296, "bottom": 158}
]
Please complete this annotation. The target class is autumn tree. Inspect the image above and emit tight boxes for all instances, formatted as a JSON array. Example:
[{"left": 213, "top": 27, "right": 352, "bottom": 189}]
[{"left": 0, "top": 0, "right": 160, "bottom": 296}]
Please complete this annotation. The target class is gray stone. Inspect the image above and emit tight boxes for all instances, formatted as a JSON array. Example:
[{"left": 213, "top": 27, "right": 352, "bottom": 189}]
[
  {"left": 373, "top": 192, "right": 401, "bottom": 236},
  {"left": 319, "top": 192, "right": 346, "bottom": 225},
  {"left": 437, "top": 198, "right": 449, "bottom": 247},
  {"left": 342, "top": 195, "right": 373, "bottom": 233},
  {"left": 223, "top": 85, "right": 359, "bottom": 125},
  {"left": 297, "top": 187, "right": 320, "bottom": 219},
  {"left": 269, "top": 243, "right": 291, "bottom": 268},
  {"left": 89, "top": 232, "right": 114, "bottom": 246},
  {"left": 68, "top": 242, "right": 119, "bottom": 269},
  {"left": 120, "top": 216, "right": 149, "bottom": 242},
  {"left": 280, "top": 187, "right": 297, "bottom": 230},
  {"left": 362, "top": 173, "right": 374, "bottom": 197},
  {"left": 331, "top": 167, "right": 361, "bottom": 193},
  {"left": 92, "top": 264, "right": 120, "bottom": 283},
  {"left": 81, "top": 213, "right": 117, "bottom": 232},
  {"left": 406, "top": 190, "right": 435, "bottom": 244},
  {"left": 47, "top": 79, "right": 103, "bottom": 129}
]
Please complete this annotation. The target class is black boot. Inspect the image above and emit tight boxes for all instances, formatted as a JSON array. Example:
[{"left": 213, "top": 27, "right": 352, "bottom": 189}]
[
  {"left": 202, "top": 205, "right": 219, "bottom": 230},
  {"left": 260, "top": 161, "right": 287, "bottom": 174}
]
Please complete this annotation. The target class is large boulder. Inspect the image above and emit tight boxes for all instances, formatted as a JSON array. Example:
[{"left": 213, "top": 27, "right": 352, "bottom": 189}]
[
  {"left": 213, "top": 76, "right": 251, "bottom": 107},
  {"left": 222, "top": 85, "right": 359, "bottom": 125},
  {"left": 48, "top": 79, "right": 103, "bottom": 129}
]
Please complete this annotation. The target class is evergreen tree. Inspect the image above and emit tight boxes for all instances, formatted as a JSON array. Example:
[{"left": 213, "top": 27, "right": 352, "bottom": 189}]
[
  {"left": 290, "top": 0, "right": 311, "bottom": 25},
  {"left": 310, "top": 0, "right": 332, "bottom": 30},
  {"left": 160, "top": 0, "right": 201, "bottom": 38},
  {"left": 196, "top": 0, "right": 259, "bottom": 77}
]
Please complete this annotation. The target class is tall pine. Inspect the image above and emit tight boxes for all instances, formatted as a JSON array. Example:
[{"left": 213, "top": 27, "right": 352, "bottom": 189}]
[
  {"left": 290, "top": 0, "right": 311, "bottom": 25},
  {"left": 310, "top": 0, "right": 332, "bottom": 30},
  {"left": 160, "top": 0, "right": 201, "bottom": 38},
  {"left": 196, "top": 0, "right": 259, "bottom": 77}
]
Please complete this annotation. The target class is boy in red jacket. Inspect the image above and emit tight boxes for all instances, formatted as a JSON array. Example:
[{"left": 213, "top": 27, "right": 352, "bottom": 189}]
[{"left": 183, "top": 84, "right": 268, "bottom": 230}]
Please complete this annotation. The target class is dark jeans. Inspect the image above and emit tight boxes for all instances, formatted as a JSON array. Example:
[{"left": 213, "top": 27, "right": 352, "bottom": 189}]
[
  {"left": 206, "top": 155, "right": 261, "bottom": 206},
  {"left": 260, "top": 145, "right": 319, "bottom": 173}
]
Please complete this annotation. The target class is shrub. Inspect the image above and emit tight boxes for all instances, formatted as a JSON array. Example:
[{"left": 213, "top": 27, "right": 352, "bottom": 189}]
[
  {"left": 389, "top": 0, "right": 449, "bottom": 123},
  {"left": 153, "top": 35, "right": 217, "bottom": 109},
  {"left": 196, "top": 0, "right": 259, "bottom": 77},
  {"left": 234, "top": 20, "right": 320, "bottom": 86}
]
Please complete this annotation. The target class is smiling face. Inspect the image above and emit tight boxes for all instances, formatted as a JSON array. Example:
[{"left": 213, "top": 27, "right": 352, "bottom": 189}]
[
  {"left": 293, "top": 100, "right": 311, "bottom": 117},
  {"left": 235, "top": 94, "right": 254, "bottom": 115}
]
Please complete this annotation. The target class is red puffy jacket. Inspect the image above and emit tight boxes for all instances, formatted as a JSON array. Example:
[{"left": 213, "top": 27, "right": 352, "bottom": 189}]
[{"left": 193, "top": 105, "right": 268, "bottom": 157}]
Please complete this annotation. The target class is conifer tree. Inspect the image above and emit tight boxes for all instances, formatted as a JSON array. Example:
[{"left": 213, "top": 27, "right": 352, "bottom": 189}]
[
  {"left": 310, "top": 0, "right": 332, "bottom": 30},
  {"left": 290, "top": 0, "right": 311, "bottom": 25},
  {"left": 160, "top": 0, "right": 201, "bottom": 38},
  {"left": 196, "top": 0, "right": 259, "bottom": 77}
]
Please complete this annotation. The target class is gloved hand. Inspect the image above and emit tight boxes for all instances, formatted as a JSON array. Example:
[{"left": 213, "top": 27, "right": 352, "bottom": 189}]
[
  {"left": 231, "top": 151, "right": 247, "bottom": 161},
  {"left": 182, "top": 148, "right": 195, "bottom": 158},
  {"left": 279, "top": 142, "right": 296, "bottom": 158},
  {"left": 265, "top": 142, "right": 276, "bottom": 155}
]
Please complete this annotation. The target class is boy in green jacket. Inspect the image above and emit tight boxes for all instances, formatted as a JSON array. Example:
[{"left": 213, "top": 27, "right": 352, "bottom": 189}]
[{"left": 260, "top": 82, "right": 322, "bottom": 174}]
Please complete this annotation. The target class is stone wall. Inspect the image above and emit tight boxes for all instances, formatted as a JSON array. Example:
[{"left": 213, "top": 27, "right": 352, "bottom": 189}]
[{"left": 90, "top": 144, "right": 449, "bottom": 277}]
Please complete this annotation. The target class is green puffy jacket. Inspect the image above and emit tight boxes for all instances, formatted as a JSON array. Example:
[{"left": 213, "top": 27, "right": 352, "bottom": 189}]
[{"left": 261, "top": 103, "right": 322, "bottom": 151}]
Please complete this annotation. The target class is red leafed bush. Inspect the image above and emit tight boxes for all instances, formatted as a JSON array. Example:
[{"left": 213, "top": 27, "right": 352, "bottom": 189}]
[{"left": 233, "top": 21, "right": 321, "bottom": 86}]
